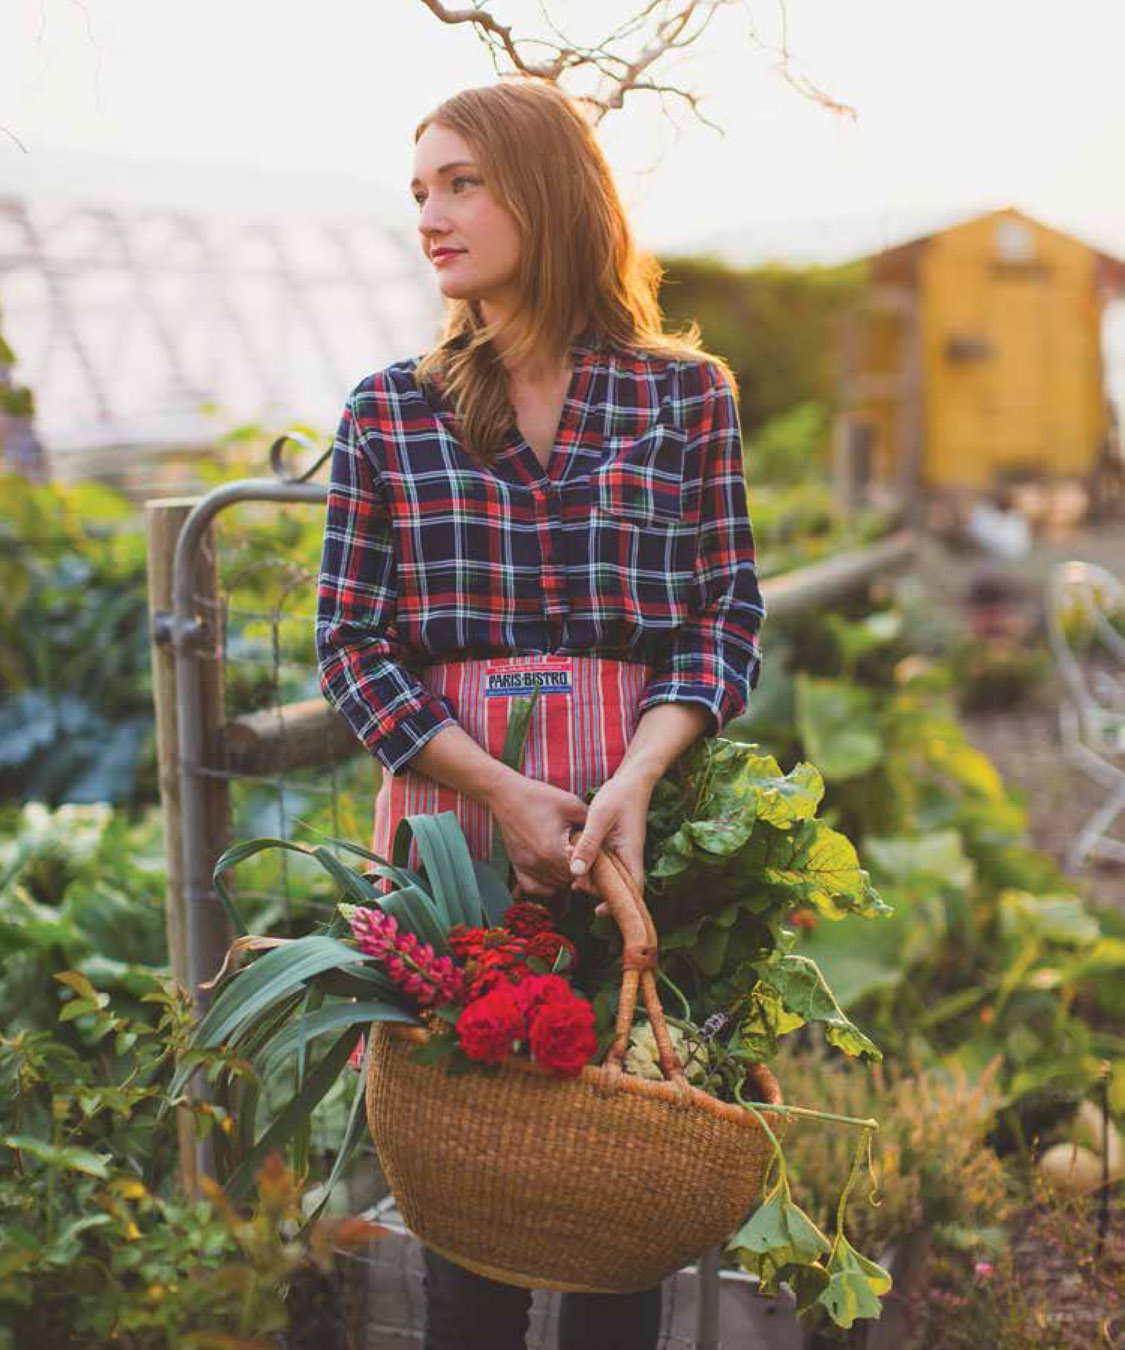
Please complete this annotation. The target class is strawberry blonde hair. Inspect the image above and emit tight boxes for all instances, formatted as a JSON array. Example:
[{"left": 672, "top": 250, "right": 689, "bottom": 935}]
[{"left": 412, "top": 78, "right": 736, "bottom": 464}]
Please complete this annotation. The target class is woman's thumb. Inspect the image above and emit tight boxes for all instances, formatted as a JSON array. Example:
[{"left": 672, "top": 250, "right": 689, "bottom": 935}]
[{"left": 568, "top": 820, "right": 605, "bottom": 878}]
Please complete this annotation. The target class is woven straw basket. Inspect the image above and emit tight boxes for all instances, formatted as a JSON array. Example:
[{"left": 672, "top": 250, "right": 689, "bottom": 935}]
[{"left": 365, "top": 841, "right": 782, "bottom": 1293}]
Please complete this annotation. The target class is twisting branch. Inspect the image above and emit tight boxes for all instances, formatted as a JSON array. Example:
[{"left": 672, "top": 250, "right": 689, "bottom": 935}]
[{"left": 415, "top": 0, "right": 855, "bottom": 130}]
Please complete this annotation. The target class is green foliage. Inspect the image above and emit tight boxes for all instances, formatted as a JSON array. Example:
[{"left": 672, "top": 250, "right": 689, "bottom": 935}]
[
  {"left": 743, "top": 587, "right": 1125, "bottom": 1126},
  {"left": 750, "top": 481, "right": 892, "bottom": 577},
  {"left": 0, "top": 802, "right": 169, "bottom": 1033},
  {"left": 749, "top": 954, "right": 881, "bottom": 1061},
  {"left": 0, "top": 475, "right": 154, "bottom": 805},
  {"left": 727, "top": 1084, "right": 892, "bottom": 1328},
  {"left": 728, "top": 1172, "right": 832, "bottom": 1290},
  {"left": 639, "top": 737, "right": 891, "bottom": 1043},
  {"left": 774, "top": 1045, "right": 1012, "bottom": 1259},
  {"left": 746, "top": 401, "right": 831, "bottom": 485},
  {"left": 656, "top": 255, "right": 866, "bottom": 435},
  {"left": 0, "top": 309, "right": 36, "bottom": 432},
  {"left": 949, "top": 636, "right": 1051, "bottom": 713},
  {"left": 0, "top": 977, "right": 376, "bottom": 1347}
]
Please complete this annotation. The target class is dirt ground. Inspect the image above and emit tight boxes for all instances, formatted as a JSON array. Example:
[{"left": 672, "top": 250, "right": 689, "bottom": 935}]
[{"left": 907, "top": 522, "right": 1125, "bottom": 915}]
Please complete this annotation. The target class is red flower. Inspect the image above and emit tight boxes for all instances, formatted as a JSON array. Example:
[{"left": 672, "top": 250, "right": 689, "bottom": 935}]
[
  {"left": 525, "top": 931, "right": 577, "bottom": 971},
  {"left": 474, "top": 940, "right": 531, "bottom": 969},
  {"left": 456, "top": 983, "right": 525, "bottom": 1065},
  {"left": 347, "top": 1032, "right": 366, "bottom": 1072},
  {"left": 503, "top": 901, "right": 554, "bottom": 938},
  {"left": 448, "top": 925, "right": 488, "bottom": 960},
  {"left": 527, "top": 993, "right": 597, "bottom": 1077},
  {"left": 510, "top": 973, "right": 572, "bottom": 1023},
  {"left": 464, "top": 938, "right": 534, "bottom": 1001},
  {"left": 465, "top": 967, "right": 517, "bottom": 1000}
]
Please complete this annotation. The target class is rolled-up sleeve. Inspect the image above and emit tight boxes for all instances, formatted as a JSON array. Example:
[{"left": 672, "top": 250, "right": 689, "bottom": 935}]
[
  {"left": 637, "top": 360, "right": 765, "bottom": 733},
  {"left": 314, "top": 387, "right": 457, "bottom": 773}
]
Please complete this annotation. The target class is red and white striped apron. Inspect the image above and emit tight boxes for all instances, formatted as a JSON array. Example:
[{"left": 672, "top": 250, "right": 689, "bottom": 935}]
[{"left": 369, "top": 654, "right": 651, "bottom": 888}]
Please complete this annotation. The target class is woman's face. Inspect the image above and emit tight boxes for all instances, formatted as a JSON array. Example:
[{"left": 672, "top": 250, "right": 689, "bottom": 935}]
[{"left": 412, "top": 123, "right": 521, "bottom": 309}]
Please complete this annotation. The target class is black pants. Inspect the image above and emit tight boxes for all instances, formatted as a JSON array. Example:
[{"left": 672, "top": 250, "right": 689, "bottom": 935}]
[{"left": 422, "top": 1246, "right": 664, "bottom": 1350}]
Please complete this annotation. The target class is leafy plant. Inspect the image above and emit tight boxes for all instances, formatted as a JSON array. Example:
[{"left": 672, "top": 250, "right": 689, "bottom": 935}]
[
  {"left": 0, "top": 475, "right": 156, "bottom": 806},
  {"left": 0, "top": 973, "right": 377, "bottom": 1348},
  {"left": 772, "top": 1043, "right": 1013, "bottom": 1259},
  {"left": 0, "top": 802, "right": 169, "bottom": 1033},
  {"left": 731, "top": 591, "right": 1125, "bottom": 1134}
]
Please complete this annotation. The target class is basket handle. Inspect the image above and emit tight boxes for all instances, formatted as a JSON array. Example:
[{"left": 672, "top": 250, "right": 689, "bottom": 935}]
[{"left": 570, "top": 829, "right": 692, "bottom": 1098}]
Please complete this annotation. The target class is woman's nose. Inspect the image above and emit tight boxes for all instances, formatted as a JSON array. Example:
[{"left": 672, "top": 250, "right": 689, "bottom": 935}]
[{"left": 417, "top": 197, "right": 451, "bottom": 237}]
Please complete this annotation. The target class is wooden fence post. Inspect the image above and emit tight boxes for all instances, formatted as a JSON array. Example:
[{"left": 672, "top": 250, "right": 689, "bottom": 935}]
[{"left": 145, "top": 497, "right": 231, "bottom": 1195}]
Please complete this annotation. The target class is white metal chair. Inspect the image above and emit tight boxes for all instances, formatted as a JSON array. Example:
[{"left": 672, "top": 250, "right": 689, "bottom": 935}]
[{"left": 1045, "top": 560, "right": 1125, "bottom": 873}]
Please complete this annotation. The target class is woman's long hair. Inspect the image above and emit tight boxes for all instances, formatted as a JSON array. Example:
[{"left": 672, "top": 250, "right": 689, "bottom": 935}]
[{"left": 412, "top": 78, "right": 736, "bottom": 464}]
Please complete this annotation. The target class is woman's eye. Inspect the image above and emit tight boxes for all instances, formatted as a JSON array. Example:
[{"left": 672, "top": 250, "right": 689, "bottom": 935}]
[{"left": 411, "top": 177, "right": 476, "bottom": 207}]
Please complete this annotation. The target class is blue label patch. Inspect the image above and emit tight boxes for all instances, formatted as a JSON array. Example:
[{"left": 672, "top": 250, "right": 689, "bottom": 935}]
[{"left": 484, "top": 667, "right": 572, "bottom": 698}]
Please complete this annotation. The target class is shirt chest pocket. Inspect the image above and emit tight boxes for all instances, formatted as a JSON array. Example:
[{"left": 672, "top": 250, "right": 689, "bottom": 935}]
[{"left": 589, "top": 420, "right": 688, "bottom": 525}]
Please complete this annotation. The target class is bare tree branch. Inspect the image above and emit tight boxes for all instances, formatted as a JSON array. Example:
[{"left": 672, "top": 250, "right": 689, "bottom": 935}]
[{"left": 415, "top": 0, "right": 855, "bottom": 131}]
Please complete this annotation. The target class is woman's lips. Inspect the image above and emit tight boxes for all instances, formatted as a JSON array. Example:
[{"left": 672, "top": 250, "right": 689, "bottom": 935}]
[{"left": 432, "top": 249, "right": 466, "bottom": 266}]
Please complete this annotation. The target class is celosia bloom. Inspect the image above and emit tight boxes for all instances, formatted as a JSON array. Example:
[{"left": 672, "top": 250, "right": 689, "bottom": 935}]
[
  {"left": 525, "top": 931, "right": 577, "bottom": 972},
  {"left": 464, "top": 939, "right": 535, "bottom": 1001},
  {"left": 447, "top": 925, "right": 488, "bottom": 960},
  {"left": 502, "top": 901, "right": 555, "bottom": 938},
  {"left": 340, "top": 903, "right": 465, "bottom": 1009},
  {"left": 510, "top": 973, "right": 573, "bottom": 1023},
  {"left": 527, "top": 994, "right": 598, "bottom": 1077},
  {"left": 456, "top": 983, "right": 526, "bottom": 1064}
]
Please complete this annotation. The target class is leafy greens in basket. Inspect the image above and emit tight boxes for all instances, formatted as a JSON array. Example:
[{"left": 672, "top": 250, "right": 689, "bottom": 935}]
[{"left": 169, "top": 718, "right": 893, "bottom": 1330}]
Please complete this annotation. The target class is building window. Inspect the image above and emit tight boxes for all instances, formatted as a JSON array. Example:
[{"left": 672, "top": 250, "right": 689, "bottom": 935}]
[{"left": 995, "top": 218, "right": 1036, "bottom": 265}]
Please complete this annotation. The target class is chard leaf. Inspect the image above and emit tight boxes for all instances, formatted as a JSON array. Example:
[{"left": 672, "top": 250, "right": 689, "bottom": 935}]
[
  {"left": 693, "top": 923, "right": 730, "bottom": 976},
  {"left": 649, "top": 826, "right": 697, "bottom": 880},
  {"left": 816, "top": 1234, "right": 892, "bottom": 1328},
  {"left": 753, "top": 953, "right": 882, "bottom": 1060},
  {"left": 727, "top": 1177, "right": 831, "bottom": 1292},
  {"left": 738, "top": 983, "right": 805, "bottom": 1060},
  {"left": 756, "top": 820, "right": 891, "bottom": 921},
  {"left": 687, "top": 740, "right": 824, "bottom": 833},
  {"left": 659, "top": 895, "right": 774, "bottom": 954},
  {"left": 686, "top": 816, "right": 756, "bottom": 855}
]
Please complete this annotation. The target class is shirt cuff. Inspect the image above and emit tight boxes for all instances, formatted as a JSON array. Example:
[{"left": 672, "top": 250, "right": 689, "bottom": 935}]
[
  {"left": 638, "top": 653, "right": 760, "bottom": 736},
  {"left": 359, "top": 693, "right": 458, "bottom": 775}
]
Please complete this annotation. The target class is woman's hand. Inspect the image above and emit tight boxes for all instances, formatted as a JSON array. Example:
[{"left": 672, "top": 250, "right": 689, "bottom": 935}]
[
  {"left": 487, "top": 773, "right": 590, "bottom": 899},
  {"left": 565, "top": 766, "right": 655, "bottom": 917}
]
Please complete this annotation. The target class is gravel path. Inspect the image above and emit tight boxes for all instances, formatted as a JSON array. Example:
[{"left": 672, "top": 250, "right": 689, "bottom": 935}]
[{"left": 909, "top": 523, "right": 1125, "bottom": 915}]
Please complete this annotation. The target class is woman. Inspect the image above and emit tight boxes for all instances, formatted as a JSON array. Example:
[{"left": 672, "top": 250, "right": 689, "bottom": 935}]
[{"left": 314, "top": 77, "right": 765, "bottom": 1350}]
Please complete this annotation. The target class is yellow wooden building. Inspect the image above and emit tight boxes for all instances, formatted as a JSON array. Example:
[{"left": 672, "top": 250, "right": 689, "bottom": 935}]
[{"left": 834, "top": 207, "right": 1125, "bottom": 508}]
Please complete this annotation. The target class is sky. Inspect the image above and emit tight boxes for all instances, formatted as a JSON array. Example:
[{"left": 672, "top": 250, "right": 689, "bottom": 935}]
[
  {"left": 2, "top": 0, "right": 1124, "bottom": 427},
  {"left": 3, "top": 0, "right": 1125, "bottom": 263}
]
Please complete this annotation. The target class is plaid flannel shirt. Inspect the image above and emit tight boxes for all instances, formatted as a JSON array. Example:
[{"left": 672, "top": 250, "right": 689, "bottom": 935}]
[{"left": 315, "top": 325, "right": 765, "bottom": 774}]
